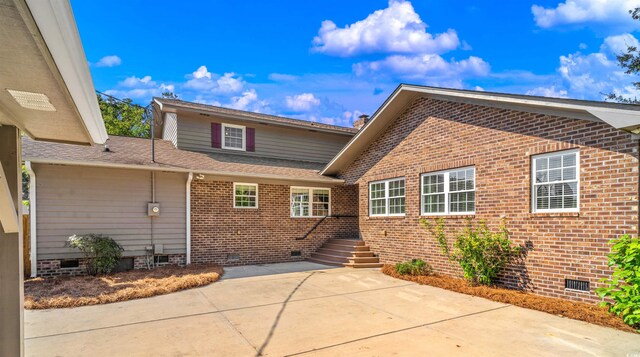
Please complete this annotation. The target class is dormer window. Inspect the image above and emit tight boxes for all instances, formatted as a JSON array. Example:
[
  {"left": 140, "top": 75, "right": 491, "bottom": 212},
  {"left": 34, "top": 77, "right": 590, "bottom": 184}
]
[
  {"left": 211, "top": 122, "right": 255, "bottom": 152},
  {"left": 222, "top": 123, "right": 246, "bottom": 151}
]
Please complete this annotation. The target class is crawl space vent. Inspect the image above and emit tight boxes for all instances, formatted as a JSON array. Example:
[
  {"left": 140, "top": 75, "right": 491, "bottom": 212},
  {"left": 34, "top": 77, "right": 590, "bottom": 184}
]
[
  {"left": 291, "top": 250, "right": 302, "bottom": 257},
  {"left": 565, "top": 279, "right": 590, "bottom": 292}
]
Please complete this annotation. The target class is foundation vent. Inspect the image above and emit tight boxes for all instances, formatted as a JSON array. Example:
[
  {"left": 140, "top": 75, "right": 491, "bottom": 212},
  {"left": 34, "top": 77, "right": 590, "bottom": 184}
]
[
  {"left": 291, "top": 250, "right": 302, "bottom": 257},
  {"left": 565, "top": 279, "right": 590, "bottom": 292}
]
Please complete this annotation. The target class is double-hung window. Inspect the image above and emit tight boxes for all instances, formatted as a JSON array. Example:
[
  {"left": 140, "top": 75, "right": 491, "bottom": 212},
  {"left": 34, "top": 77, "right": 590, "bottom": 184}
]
[
  {"left": 291, "top": 187, "right": 330, "bottom": 217},
  {"left": 233, "top": 183, "right": 258, "bottom": 208},
  {"left": 222, "top": 123, "right": 246, "bottom": 151},
  {"left": 369, "top": 178, "right": 405, "bottom": 216},
  {"left": 532, "top": 150, "right": 579, "bottom": 212},
  {"left": 421, "top": 167, "right": 475, "bottom": 215}
]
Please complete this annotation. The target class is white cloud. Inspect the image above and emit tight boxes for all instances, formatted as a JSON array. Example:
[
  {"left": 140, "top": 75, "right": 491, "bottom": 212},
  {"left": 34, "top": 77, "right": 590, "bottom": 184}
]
[
  {"left": 227, "top": 89, "right": 271, "bottom": 113},
  {"left": 543, "top": 33, "right": 640, "bottom": 99},
  {"left": 532, "top": 0, "right": 638, "bottom": 29},
  {"left": 122, "top": 75, "right": 154, "bottom": 87},
  {"left": 105, "top": 75, "right": 174, "bottom": 99},
  {"left": 185, "top": 66, "right": 245, "bottom": 93},
  {"left": 525, "top": 86, "right": 569, "bottom": 98},
  {"left": 285, "top": 93, "right": 321, "bottom": 112},
  {"left": 600, "top": 33, "right": 640, "bottom": 55},
  {"left": 312, "top": 0, "right": 459, "bottom": 56},
  {"left": 353, "top": 54, "right": 490, "bottom": 81},
  {"left": 95, "top": 55, "right": 122, "bottom": 67}
]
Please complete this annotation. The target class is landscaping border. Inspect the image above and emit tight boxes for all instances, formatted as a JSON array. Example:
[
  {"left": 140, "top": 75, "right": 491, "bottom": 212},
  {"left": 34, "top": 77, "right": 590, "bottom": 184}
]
[{"left": 381, "top": 264, "right": 635, "bottom": 333}]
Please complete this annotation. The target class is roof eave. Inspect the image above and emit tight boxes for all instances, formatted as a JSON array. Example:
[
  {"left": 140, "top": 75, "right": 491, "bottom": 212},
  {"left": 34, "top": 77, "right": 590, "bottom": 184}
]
[{"left": 321, "top": 84, "right": 640, "bottom": 176}]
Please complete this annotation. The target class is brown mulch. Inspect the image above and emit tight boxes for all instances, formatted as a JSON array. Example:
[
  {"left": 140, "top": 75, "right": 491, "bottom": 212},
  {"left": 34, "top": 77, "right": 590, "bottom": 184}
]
[
  {"left": 381, "top": 264, "right": 635, "bottom": 333},
  {"left": 24, "top": 264, "right": 224, "bottom": 309}
]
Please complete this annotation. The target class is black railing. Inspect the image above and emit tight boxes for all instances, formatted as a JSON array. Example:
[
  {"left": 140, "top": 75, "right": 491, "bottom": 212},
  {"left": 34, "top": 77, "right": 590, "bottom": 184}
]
[{"left": 296, "top": 215, "right": 358, "bottom": 240}]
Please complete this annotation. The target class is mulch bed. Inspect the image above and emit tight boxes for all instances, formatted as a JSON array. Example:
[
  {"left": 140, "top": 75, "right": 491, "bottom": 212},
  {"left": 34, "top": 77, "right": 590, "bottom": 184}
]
[
  {"left": 381, "top": 264, "right": 635, "bottom": 333},
  {"left": 25, "top": 264, "right": 224, "bottom": 309}
]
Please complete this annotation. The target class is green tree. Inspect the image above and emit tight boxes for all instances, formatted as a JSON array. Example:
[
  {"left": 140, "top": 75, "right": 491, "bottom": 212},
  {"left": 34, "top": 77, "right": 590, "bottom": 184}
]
[
  {"left": 97, "top": 94, "right": 150, "bottom": 138},
  {"left": 608, "top": 8, "right": 640, "bottom": 104}
]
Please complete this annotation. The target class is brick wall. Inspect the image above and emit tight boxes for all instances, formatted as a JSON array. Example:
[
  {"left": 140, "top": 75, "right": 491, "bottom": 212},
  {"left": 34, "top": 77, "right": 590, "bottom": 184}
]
[
  {"left": 37, "top": 254, "right": 186, "bottom": 277},
  {"left": 339, "top": 97, "right": 639, "bottom": 302},
  {"left": 190, "top": 181, "right": 359, "bottom": 266}
]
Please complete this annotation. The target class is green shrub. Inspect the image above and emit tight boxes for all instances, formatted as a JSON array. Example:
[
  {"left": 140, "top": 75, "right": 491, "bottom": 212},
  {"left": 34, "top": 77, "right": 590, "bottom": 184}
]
[
  {"left": 596, "top": 234, "right": 640, "bottom": 329},
  {"left": 66, "top": 234, "right": 124, "bottom": 275},
  {"left": 395, "top": 259, "right": 433, "bottom": 276},
  {"left": 422, "top": 218, "right": 521, "bottom": 286}
]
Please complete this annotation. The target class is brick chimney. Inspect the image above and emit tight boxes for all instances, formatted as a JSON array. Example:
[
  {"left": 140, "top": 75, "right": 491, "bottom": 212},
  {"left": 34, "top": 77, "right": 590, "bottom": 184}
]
[{"left": 353, "top": 114, "right": 369, "bottom": 130}]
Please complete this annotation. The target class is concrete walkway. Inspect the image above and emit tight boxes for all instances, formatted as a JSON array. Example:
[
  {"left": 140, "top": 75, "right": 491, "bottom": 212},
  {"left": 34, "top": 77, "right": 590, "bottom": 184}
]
[{"left": 25, "top": 262, "right": 640, "bottom": 356}]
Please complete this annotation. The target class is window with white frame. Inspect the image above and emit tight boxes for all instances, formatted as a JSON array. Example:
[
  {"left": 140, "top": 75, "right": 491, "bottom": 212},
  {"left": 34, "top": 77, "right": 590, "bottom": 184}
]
[
  {"left": 369, "top": 178, "right": 405, "bottom": 216},
  {"left": 421, "top": 167, "right": 475, "bottom": 215},
  {"left": 532, "top": 150, "right": 579, "bottom": 212},
  {"left": 291, "top": 187, "right": 330, "bottom": 217},
  {"left": 222, "top": 123, "right": 246, "bottom": 150},
  {"left": 234, "top": 183, "right": 258, "bottom": 208}
]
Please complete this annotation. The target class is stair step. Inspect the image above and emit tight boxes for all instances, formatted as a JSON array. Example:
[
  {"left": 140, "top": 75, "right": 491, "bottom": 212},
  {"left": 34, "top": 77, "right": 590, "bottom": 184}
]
[
  {"left": 343, "top": 262, "right": 383, "bottom": 268},
  {"left": 310, "top": 252, "right": 349, "bottom": 263},
  {"left": 315, "top": 248, "right": 353, "bottom": 257},
  {"left": 323, "top": 243, "right": 370, "bottom": 252},
  {"left": 327, "top": 239, "right": 365, "bottom": 246},
  {"left": 348, "top": 257, "right": 380, "bottom": 263}
]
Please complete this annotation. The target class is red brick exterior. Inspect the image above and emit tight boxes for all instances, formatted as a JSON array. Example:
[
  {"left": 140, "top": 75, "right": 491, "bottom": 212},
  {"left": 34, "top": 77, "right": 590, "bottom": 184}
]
[
  {"left": 339, "top": 97, "right": 640, "bottom": 302},
  {"left": 190, "top": 181, "right": 359, "bottom": 266},
  {"left": 36, "top": 254, "right": 186, "bottom": 277}
]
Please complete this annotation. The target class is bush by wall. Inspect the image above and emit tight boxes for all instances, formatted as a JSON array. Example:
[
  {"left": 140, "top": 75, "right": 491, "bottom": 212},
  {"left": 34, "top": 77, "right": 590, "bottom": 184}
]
[
  {"left": 596, "top": 234, "right": 640, "bottom": 330},
  {"left": 422, "top": 218, "right": 521, "bottom": 286},
  {"left": 66, "top": 234, "right": 124, "bottom": 275},
  {"left": 395, "top": 259, "right": 433, "bottom": 276}
]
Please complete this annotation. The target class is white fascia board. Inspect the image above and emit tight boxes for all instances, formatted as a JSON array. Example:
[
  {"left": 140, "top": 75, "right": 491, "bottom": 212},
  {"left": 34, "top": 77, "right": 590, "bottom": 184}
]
[{"left": 26, "top": 0, "right": 108, "bottom": 144}]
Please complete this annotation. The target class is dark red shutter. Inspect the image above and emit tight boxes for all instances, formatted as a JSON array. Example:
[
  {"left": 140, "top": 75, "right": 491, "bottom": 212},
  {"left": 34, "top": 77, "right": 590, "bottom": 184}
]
[
  {"left": 211, "top": 122, "right": 221, "bottom": 148},
  {"left": 246, "top": 127, "right": 255, "bottom": 152}
]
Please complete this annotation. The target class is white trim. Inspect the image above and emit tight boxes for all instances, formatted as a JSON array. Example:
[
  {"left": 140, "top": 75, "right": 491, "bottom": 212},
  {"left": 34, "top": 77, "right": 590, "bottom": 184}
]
[
  {"left": 25, "top": 0, "right": 108, "bottom": 144},
  {"left": 531, "top": 149, "right": 580, "bottom": 214},
  {"left": 368, "top": 177, "right": 406, "bottom": 217},
  {"left": 222, "top": 123, "right": 246, "bottom": 151},
  {"left": 290, "top": 186, "right": 331, "bottom": 218},
  {"left": 23, "top": 158, "right": 344, "bottom": 185},
  {"left": 186, "top": 172, "right": 192, "bottom": 265},
  {"left": 25, "top": 162, "right": 37, "bottom": 277},
  {"left": 233, "top": 183, "right": 258, "bottom": 209},
  {"left": 420, "top": 167, "right": 476, "bottom": 216}
]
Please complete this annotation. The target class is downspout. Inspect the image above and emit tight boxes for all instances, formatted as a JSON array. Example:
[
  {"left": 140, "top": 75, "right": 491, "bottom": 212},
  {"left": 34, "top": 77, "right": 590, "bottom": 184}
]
[
  {"left": 25, "top": 161, "right": 36, "bottom": 277},
  {"left": 186, "top": 172, "right": 193, "bottom": 264}
]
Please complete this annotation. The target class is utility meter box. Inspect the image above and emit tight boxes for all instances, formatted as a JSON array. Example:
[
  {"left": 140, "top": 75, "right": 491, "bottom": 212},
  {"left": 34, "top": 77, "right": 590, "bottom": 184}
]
[
  {"left": 154, "top": 244, "right": 164, "bottom": 254},
  {"left": 148, "top": 202, "right": 160, "bottom": 217}
]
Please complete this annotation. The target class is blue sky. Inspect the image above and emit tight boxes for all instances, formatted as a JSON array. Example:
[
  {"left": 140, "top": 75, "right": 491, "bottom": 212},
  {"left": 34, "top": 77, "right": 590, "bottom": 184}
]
[{"left": 73, "top": 0, "right": 640, "bottom": 127}]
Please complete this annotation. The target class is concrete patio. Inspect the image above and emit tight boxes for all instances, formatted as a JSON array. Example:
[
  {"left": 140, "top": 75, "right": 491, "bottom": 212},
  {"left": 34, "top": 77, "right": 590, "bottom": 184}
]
[{"left": 25, "top": 262, "right": 640, "bottom": 356}]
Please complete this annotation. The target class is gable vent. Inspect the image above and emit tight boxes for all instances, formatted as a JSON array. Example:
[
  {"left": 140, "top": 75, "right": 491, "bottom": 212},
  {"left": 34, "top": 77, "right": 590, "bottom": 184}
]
[{"left": 565, "top": 279, "right": 590, "bottom": 292}]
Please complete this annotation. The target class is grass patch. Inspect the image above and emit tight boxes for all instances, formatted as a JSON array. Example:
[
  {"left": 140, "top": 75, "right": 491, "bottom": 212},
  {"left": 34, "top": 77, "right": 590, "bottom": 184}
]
[
  {"left": 25, "top": 264, "right": 223, "bottom": 309},
  {"left": 382, "top": 264, "right": 635, "bottom": 333}
]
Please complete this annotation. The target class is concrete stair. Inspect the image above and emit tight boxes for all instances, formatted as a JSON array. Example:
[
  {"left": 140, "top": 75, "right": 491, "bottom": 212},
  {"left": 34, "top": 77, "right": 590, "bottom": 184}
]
[{"left": 308, "top": 239, "right": 382, "bottom": 268}]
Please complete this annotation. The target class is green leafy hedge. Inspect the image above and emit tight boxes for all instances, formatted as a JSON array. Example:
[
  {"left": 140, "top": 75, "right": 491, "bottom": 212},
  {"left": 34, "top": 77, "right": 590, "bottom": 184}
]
[
  {"left": 596, "top": 234, "right": 640, "bottom": 330},
  {"left": 395, "top": 259, "right": 433, "bottom": 276},
  {"left": 67, "top": 234, "right": 124, "bottom": 275}
]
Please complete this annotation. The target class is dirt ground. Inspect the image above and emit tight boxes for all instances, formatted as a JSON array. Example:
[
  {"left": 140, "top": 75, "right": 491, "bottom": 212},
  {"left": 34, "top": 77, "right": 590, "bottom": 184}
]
[
  {"left": 381, "top": 264, "right": 635, "bottom": 333},
  {"left": 24, "top": 264, "right": 223, "bottom": 309}
]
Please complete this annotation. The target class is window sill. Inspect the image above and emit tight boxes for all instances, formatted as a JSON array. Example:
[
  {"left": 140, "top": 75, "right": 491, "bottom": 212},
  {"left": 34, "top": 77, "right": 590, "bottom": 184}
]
[
  {"left": 528, "top": 212, "right": 580, "bottom": 218},
  {"left": 420, "top": 214, "right": 475, "bottom": 219},
  {"left": 366, "top": 215, "right": 406, "bottom": 220}
]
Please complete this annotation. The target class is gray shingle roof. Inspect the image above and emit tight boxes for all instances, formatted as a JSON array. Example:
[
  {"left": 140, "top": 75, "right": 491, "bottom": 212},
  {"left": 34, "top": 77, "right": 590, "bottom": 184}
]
[
  {"left": 154, "top": 97, "right": 358, "bottom": 135},
  {"left": 22, "top": 136, "right": 341, "bottom": 183}
]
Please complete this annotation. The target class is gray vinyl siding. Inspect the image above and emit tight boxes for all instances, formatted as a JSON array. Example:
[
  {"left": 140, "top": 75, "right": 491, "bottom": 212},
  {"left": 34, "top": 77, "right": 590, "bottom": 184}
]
[
  {"left": 162, "top": 112, "right": 178, "bottom": 147},
  {"left": 176, "top": 113, "right": 352, "bottom": 163},
  {"left": 34, "top": 164, "right": 187, "bottom": 260}
]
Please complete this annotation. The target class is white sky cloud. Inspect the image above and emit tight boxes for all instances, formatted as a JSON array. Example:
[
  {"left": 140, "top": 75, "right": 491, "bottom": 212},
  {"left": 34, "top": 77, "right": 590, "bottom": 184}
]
[
  {"left": 541, "top": 33, "right": 640, "bottom": 99},
  {"left": 532, "top": 0, "right": 638, "bottom": 29},
  {"left": 525, "top": 86, "right": 569, "bottom": 98},
  {"left": 353, "top": 54, "right": 490, "bottom": 81},
  {"left": 285, "top": 93, "right": 321, "bottom": 112},
  {"left": 185, "top": 66, "right": 245, "bottom": 93},
  {"left": 312, "top": 0, "right": 459, "bottom": 56},
  {"left": 95, "top": 55, "right": 122, "bottom": 67}
]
